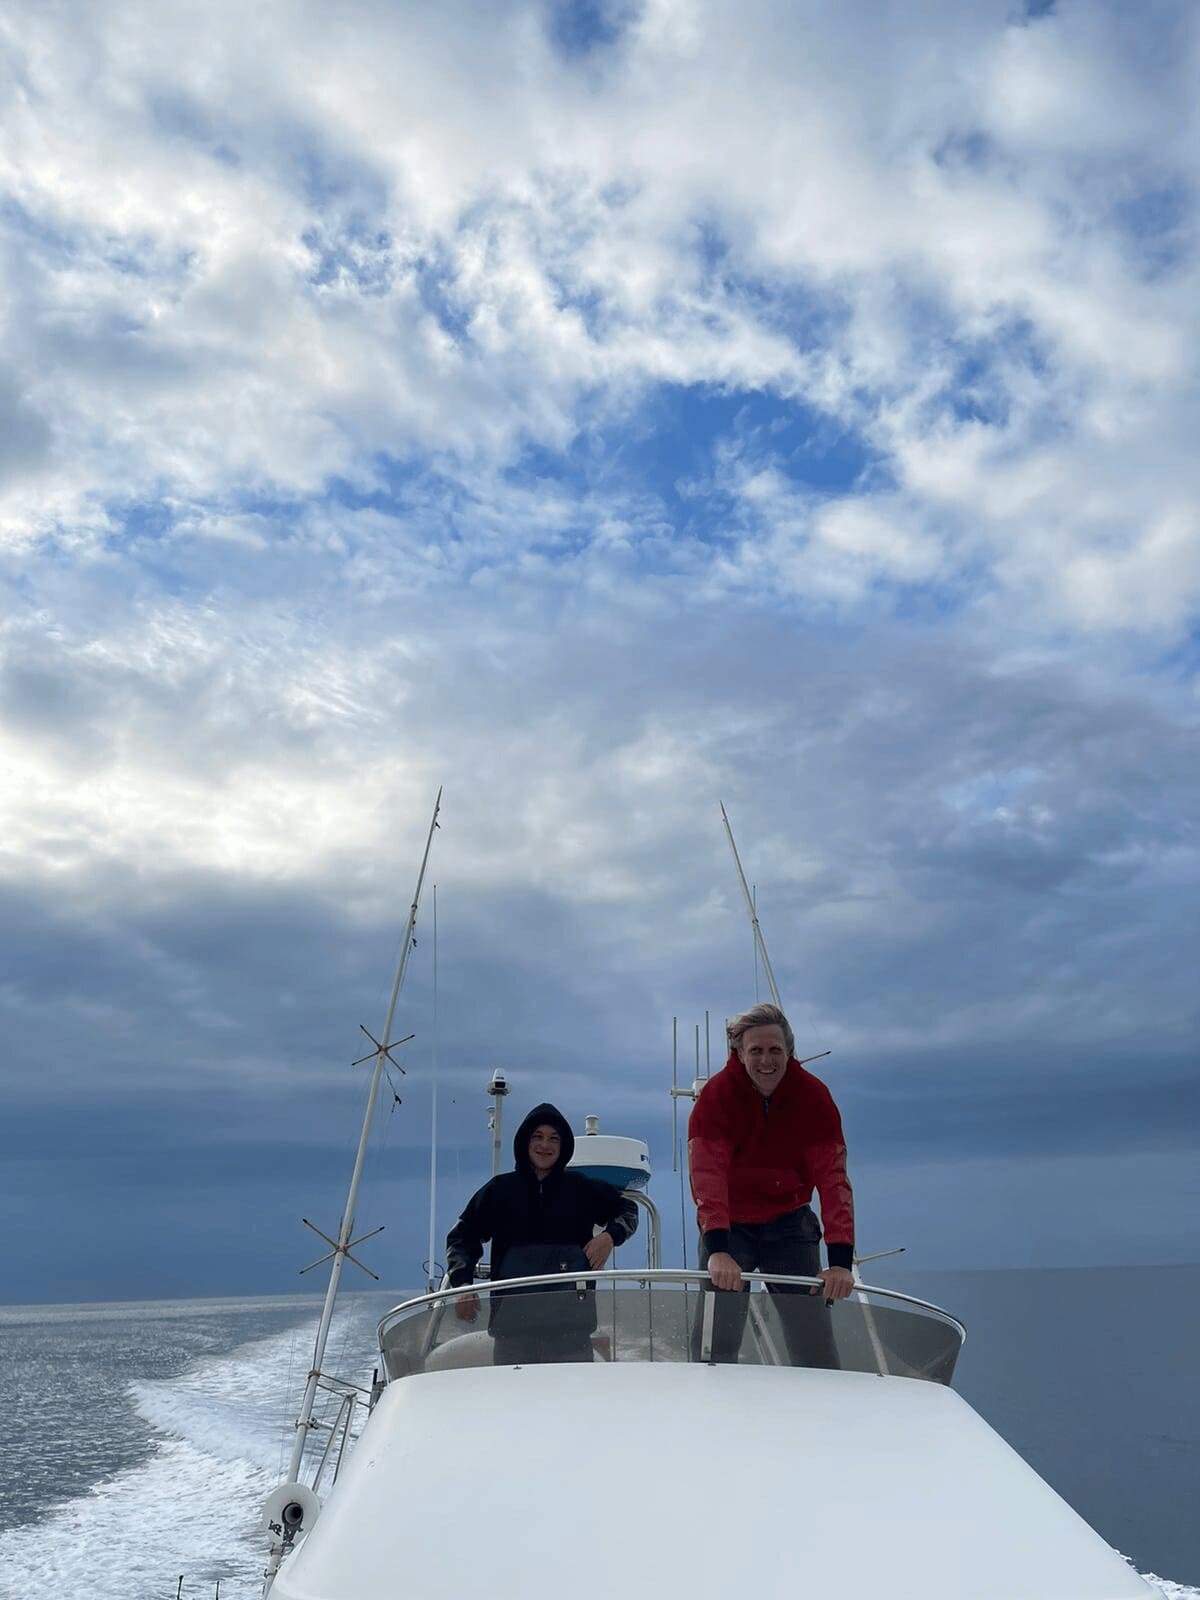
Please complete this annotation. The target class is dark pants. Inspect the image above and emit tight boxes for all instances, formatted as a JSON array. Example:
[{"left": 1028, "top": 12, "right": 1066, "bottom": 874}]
[
  {"left": 692, "top": 1206, "right": 840, "bottom": 1369},
  {"left": 492, "top": 1334, "right": 594, "bottom": 1367}
]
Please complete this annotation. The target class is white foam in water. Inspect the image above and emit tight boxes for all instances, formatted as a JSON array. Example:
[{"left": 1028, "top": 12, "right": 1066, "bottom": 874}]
[
  {"left": 0, "top": 1297, "right": 1194, "bottom": 1600},
  {"left": 0, "top": 1304, "right": 374, "bottom": 1600}
]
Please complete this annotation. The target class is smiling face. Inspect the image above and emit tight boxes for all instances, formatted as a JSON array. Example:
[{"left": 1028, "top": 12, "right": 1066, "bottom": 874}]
[
  {"left": 527, "top": 1123, "right": 563, "bottom": 1174},
  {"left": 737, "top": 1024, "right": 790, "bottom": 1097}
]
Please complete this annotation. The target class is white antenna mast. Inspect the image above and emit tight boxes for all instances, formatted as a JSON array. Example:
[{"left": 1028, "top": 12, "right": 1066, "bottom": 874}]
[
  {"left": 282, "top": 788, "right": 442, "bottom": 1490},
  {"left": 752, "top": 885, "right": 760, "bottom": 1001},
  {"left": 720, "top": 801, "right": 782, "bottom": 1009},
  {"left": 719, "top": 802, "right": 829, "bottom": 1070},
  {"left": 671, "top": 1017, "right": 679, "bottom": 1171}
]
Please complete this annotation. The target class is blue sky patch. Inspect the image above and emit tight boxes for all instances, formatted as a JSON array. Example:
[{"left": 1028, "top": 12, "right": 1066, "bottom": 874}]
[
  {"left": 326, "top": 455, "right": 434, "bottom": 516},
  {"left": 147, "top": 90, "right": 221, "bottom": 147},
  {"left": 544, "top": 0, "right": 638, "bottom": 59},
  {"left": 932, "top": 129, "right": 994, "bottom": 173},
  {"left": 414, "top": 251, "right": 473, "bottom": 341},
  {"left": 1115, "top": 181, "right": 1190, "bottom": 279},
  {"left": 115, "top": 499, "right": 174, "bottom": 542},
  {"left": 303, "top": 216, "right": 395, "bottom": 295},
  {"left": 0, "top": 197, "right": 83, "bottom": 265},
  {"left": 629, "top": 382, "right": 876, "bottom": 499},
  {"left": 507, "top": 382, "right": 878, "bottom": 535}
]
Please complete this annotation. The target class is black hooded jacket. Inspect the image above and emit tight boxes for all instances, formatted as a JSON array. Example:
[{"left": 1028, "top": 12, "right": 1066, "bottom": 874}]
[{"left": 445, "top": 1102, "right": 638, "bottom": 1290}]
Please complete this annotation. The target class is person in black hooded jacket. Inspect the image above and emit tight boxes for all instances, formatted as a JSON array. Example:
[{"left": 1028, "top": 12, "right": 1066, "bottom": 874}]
[{"left": 444, "top": 1102, "right": 638, "bottom": 1365}]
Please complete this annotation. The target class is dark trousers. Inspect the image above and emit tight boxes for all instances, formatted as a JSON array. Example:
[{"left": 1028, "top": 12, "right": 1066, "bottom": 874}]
[
  {"left": 492, "top": 1334, "right": 594, "bottom": 1367},
  {"left": 692, "top": 1206, "right": 840, "bottom": 1369}
]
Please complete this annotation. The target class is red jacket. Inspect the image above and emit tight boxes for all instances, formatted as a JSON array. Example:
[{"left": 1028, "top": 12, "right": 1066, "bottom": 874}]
[{"left": 688, "top": 1054, "right": 855, "bottom": 1257}]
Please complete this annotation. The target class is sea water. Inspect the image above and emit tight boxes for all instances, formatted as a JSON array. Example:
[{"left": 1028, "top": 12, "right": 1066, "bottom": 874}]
[
  {"left": 0, "top": 1291, "right": 390, "bottom": 1599},
  {"left": 0, "top": 1270, "right": 1196, "bottom": 1600}
]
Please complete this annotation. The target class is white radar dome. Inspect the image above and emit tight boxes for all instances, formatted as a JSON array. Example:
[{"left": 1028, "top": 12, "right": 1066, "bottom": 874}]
[{"left": 568, "top": 1117, "right": 651, "bottom": 1190}]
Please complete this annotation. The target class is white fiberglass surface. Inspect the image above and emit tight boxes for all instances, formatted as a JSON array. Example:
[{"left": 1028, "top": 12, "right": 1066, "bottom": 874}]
[{"left": 272, "top": 1362, "right": 1152, "bottom": 1600}]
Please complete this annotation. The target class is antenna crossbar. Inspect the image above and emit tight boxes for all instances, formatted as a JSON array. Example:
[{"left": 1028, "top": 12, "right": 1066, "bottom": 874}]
[
  {"left": 350, "top": 1027, "right": 414, "bottom": 1069},
  {"left": 298, "top": 1220, "right": 385, "bottom": 1280}
]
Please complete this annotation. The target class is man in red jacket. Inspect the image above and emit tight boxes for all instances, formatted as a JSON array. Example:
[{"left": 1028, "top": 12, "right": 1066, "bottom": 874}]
[{"left": 688, "top": 1002, "right": 855, "bottom": 1367}]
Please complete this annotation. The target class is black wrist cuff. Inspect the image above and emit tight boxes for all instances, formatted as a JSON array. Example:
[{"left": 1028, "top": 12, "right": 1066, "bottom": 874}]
[
  {"left": 703, "top": 1229, "right": 732, "bottom": 1257},
  {"left": 827, "top": 1243, "right": 854, "bottom": 1272}
]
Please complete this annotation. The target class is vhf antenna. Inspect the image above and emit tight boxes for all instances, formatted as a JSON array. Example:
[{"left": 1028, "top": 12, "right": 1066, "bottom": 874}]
[{"left": 720, "top": 801, "right": 782, "bottom": 1010}]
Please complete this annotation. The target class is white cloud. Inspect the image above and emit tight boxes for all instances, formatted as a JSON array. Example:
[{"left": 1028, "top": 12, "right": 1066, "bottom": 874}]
[
  {"left": 0, "top": 0, "right": 1193, "bottom": 635},
  {"left": 0, "top": 3, "right": 1197, "bottom": 1265}
]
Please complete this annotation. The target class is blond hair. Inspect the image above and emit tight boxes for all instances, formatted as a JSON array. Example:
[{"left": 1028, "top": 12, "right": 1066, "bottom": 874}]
[{"left": 726, "top": 1002, "right": 794, "bottom": 1059}]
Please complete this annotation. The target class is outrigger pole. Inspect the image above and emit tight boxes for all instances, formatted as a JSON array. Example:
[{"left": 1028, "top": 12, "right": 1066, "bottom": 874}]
[{"left": 282, "top": 788, "right": 442, "bottom": 1489}]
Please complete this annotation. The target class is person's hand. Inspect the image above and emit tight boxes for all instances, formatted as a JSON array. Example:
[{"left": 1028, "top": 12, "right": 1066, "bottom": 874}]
[
  {"left": 454, "top": 1291, "right": 480, "bottom": 1321},
  {"left": 707, "top": 1252, "right": 743, "bottom": 1291},
  {"left": 584, "top": 1231, "right": 614, "bottom": 1269},
  {"left": 811, "top": 1266, "right": 854, "bottom": 1302}
]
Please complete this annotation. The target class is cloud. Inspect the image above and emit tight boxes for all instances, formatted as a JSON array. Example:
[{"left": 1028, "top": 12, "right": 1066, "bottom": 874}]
[
  {"left": 0, "top": 0, "right": 1197, "bottom": 1296},
  {"left": 1, "top": 0, "right": 1195, "bottom": 623}
]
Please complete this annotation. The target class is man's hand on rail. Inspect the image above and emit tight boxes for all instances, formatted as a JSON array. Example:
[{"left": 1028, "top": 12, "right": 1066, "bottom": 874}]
[
  {"left": 707, "top": 1251, "right": 744, "bottom": 1291},
  {"left": 811, "top": 1266, "right": 854, "bottom": 1302},
  {"left": 454, "top": 1291, "right": 480, "bottom": 1321}
]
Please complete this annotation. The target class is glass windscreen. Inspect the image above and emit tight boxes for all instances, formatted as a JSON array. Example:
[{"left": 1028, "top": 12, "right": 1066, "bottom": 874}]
[{"left": 378, "top": 1273, "right": 962, "bottom": 1386}]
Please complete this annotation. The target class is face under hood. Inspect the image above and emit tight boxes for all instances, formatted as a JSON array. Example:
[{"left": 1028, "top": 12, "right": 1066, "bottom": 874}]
[{"left": 512, "top": 1102, "right": 575, "bottom": 1173}]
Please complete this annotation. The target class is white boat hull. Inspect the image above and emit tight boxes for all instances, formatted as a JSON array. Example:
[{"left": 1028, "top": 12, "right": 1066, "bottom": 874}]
[{"left": 272, "top": 1361, "right": 1150, "bottom": 1599}]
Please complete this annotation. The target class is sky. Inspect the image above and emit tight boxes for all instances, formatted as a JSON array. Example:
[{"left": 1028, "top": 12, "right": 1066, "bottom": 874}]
[{"left": 1, "top": 0, "right": 1197, "bottom": 1303}]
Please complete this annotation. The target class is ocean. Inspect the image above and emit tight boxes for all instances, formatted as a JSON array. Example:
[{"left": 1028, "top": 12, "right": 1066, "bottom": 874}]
[
  {"left": 0, "top": 1291, "right": 386, "bottom": 1600},
  {"left": 0, "top": 1268, "right": 1196, "bottom": 1599}
]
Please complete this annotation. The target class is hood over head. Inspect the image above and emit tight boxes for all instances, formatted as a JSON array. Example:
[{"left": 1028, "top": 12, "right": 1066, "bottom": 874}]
[{"left": 513, "top": 1102, "right": 575, "bottom": 1173}]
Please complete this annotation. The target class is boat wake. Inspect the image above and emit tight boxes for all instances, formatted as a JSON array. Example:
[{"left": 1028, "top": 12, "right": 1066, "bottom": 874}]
[{"left": 0, "top": 1302, "right": 375, "bottom": 1600}]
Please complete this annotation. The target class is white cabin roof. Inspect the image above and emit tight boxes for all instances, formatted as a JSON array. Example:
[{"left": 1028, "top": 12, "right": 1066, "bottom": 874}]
[{"left": 271, "top": 1362, "right": 1150, "bottom": 1600}]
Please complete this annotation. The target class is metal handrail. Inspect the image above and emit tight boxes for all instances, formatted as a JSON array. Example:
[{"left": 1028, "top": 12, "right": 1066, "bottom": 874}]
[{"left": 377, "top": 1268, "right": 966, "bottom": 1348}]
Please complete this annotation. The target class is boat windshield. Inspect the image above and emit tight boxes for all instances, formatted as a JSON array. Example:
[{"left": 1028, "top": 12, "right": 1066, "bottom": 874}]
[{"left": 378, "top": 1270, "right": 963, "bottom": 1386}]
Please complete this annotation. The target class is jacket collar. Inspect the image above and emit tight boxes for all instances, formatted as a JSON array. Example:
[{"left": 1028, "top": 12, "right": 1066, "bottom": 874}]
[{"left": 718, "top": 1051, "right": 805, "bottom": 1107}]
